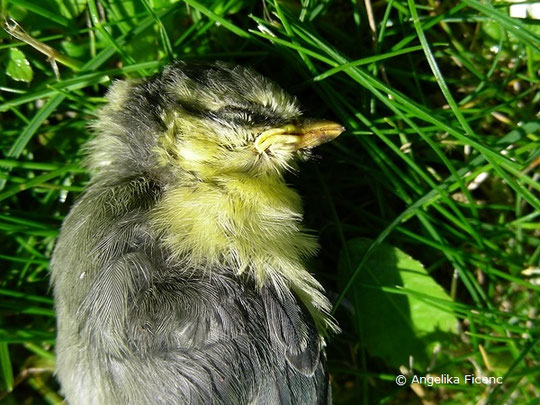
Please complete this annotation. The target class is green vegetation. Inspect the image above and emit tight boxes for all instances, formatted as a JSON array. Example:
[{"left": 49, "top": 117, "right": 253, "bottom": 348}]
[{"left": 1, "top": 0, "right": 538, "bottom": 403}]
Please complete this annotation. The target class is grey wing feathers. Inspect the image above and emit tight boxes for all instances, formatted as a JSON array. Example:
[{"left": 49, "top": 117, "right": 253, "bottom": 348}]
[
  {"left": 262, "top": 286, "right": 321, "bottom": 374},
  {"left": 52, "top": 180, "right": 330, "bottom": 404},
  {"left": 262, "top": 287, "right": 331, "bottom": 405}
]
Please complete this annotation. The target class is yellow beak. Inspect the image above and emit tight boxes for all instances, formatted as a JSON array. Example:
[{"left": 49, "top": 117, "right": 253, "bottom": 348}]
[{"left": 254, "top": 120, "right": 344, "bottom": 153}]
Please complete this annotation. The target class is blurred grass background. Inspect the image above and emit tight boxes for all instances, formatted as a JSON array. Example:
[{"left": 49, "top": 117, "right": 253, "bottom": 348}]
[{"left": 0, "top": 0, "right": 539, "bottom": 404}]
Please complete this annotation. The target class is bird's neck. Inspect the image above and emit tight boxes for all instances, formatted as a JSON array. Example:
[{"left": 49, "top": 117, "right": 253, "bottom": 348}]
[
  {"left": 152, "top": 173, "right": 316, "bottom": 277},
  {"left": 150, "top": 173, "right": 335, "bottom": 332}
]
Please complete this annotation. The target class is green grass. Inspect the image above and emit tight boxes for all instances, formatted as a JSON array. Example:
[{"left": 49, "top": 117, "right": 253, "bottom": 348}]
[{"left": 1, "top": 0, "right": 539, "bottom": 403}]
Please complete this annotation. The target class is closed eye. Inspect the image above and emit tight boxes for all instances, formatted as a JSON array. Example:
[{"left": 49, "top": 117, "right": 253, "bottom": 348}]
[{"left": 215, "top": 106, "right": 275, "bottom": 126}]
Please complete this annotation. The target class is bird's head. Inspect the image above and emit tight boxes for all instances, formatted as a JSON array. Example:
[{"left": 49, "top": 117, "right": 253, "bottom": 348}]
[{"left": 89, "top": 61, "right": 343, "bottom": 183}]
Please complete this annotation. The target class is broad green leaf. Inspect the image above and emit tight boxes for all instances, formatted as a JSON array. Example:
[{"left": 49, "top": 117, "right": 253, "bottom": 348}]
[
  {"left": 6, "top": 48, "right": 33, "bottom": 83},
  {"left": 339, "top": 238, "right": 458, "bottom": 369}
]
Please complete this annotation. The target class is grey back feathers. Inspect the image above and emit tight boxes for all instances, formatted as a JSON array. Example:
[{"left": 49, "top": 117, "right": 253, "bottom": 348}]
[{"left": 51, "top": 62, "right": 333, "bottom": 405}]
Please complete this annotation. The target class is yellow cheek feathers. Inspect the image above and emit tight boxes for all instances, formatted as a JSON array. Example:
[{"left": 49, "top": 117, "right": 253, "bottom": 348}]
[
  {"left": 150, "top": 173, "right": 339, "bottom": 334},
  {"left": 150, "top": 116, "right": 343, "bottom": 334},
  {"left": 254, "top": 120, "right": 344, "bottom": 153}
]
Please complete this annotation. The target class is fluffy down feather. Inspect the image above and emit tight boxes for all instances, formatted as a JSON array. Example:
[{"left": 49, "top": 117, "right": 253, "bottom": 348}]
[{"left": 51, "top": 61, "right": 339, "bottom": 405}]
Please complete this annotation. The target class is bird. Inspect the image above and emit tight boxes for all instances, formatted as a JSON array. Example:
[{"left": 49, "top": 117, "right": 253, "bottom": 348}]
[{"left": 51, "top": 61, "right": 343, "bottom": 405}]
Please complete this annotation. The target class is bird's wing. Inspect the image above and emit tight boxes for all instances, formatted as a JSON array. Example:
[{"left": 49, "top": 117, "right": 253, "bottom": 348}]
[
  {"left": 54, "top": 183, "right": 330, "bottom": 404},
  {"left": 261, "top": 285, "right": 331, "bottom": 405},
  {"left": 262, "top": 286, "right": 321, "bottom": 374}
]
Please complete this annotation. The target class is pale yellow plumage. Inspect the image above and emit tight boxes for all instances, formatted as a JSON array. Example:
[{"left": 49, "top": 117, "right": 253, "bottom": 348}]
[{"left": 151, "top": 110, "right": 340, "bottom": 333}]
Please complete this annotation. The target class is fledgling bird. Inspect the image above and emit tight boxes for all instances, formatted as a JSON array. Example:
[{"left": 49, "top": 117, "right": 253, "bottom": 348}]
[{"left": 51, "top": 61, "right": 343, "bottom": 405}]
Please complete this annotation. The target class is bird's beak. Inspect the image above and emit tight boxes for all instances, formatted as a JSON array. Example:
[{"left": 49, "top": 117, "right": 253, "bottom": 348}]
[{"left": 254, "top": 120, "right": 344, "bottom": 153}]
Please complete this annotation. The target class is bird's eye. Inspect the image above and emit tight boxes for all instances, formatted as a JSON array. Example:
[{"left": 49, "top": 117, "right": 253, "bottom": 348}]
[
  {"left": 217, "top": 106, "right": 251, "bottom": 122},
  {"left": 238, "top": 110, "right": 253, "bottom": 122},
  {"left": 216, "top": 106, "right": 269, "bottom": 125}
]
